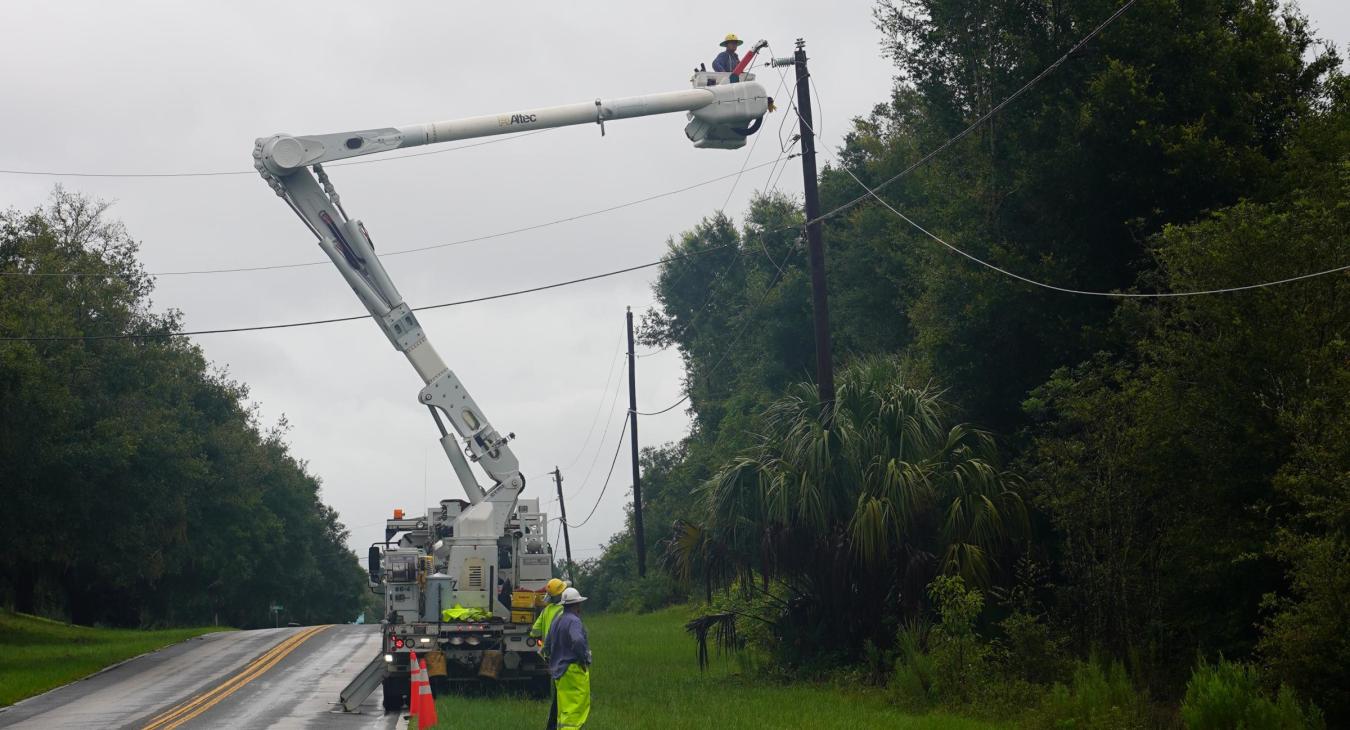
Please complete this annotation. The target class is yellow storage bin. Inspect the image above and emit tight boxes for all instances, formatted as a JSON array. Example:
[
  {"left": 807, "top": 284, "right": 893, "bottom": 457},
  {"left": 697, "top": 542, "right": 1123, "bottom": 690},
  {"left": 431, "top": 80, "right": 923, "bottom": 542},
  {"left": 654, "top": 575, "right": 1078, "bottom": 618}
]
[
  {"left": 510, "top": 610, "right": 535, "bottom": 624},
  {"left": 511, "top": 591, "right": 539, "bottom": 609}
]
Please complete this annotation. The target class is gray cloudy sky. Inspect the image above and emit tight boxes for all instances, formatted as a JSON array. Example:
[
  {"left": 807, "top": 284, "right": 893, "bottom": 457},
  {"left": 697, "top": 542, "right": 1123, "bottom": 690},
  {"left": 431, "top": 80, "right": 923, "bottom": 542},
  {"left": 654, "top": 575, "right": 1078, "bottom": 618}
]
[{"left": 3, "top": 1, "right": 1346, "bottom": 561}]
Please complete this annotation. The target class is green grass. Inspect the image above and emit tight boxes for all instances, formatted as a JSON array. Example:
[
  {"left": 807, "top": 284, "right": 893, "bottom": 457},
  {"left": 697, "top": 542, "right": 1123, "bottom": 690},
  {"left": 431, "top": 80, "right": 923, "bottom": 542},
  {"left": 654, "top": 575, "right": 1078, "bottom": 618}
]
[
  {"left": 429, "top": 606, "right": 1001, "bottom": 729},
  {"left": 0, "top": 610, "right": 227, "bottom": 707}
]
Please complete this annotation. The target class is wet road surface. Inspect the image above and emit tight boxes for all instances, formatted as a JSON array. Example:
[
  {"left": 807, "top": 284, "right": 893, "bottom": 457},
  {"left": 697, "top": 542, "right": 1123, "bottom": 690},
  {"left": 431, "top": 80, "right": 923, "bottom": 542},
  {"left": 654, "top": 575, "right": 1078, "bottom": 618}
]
[{"left": 0, "top": 624, "right": 403, "bottom": 729}]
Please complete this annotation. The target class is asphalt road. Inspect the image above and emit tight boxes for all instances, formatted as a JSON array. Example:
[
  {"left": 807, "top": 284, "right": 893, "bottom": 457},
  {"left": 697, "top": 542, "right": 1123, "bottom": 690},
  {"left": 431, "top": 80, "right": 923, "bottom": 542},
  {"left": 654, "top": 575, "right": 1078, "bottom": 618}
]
[{"left": 0, "top": 624, "right": 404, "bottom": 730}]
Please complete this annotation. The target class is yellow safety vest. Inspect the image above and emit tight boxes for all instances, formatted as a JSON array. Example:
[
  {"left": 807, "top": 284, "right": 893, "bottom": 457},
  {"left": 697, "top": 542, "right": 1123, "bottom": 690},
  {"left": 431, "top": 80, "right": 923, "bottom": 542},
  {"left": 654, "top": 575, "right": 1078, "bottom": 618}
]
[{"left": 531, "top": 602, "right": 563, "bottom": 643}]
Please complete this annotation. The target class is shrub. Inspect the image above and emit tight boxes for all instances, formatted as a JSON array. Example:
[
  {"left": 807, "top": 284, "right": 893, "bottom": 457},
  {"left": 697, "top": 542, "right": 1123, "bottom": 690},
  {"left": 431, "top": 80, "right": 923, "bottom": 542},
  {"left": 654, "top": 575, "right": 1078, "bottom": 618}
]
[
  {"left": 1181, "top": 657, "right": 1324, "bottom": 730},
  {"left": 927, "top": 576, "right": 991, "bottom": 705},
  {"left": 890, "top": 618, "right": 937, "bottom": 710},
  {"left": 1032, "top": 659, "right": 1151, "bottom": 730},
  {"left": 889, "top": 576, "right": 997, "bottom": 709},
  {"left": 997, "top": 611, "right": 1072, "bottom": 685}
]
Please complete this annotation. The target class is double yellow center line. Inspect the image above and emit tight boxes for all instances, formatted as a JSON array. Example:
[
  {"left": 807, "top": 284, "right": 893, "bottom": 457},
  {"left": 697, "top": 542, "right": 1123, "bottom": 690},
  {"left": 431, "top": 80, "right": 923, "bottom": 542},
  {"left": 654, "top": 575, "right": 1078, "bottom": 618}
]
[{"left": 142, "top": 624, "right": 330, "bottom": 730}]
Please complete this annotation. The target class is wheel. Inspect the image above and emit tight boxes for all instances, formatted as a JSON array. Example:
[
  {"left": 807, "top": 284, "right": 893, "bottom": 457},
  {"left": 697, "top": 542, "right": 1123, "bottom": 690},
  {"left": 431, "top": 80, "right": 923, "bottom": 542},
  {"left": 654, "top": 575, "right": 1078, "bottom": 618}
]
[{"left": 382, "top": 676, "right": 408, "bottom": 712}]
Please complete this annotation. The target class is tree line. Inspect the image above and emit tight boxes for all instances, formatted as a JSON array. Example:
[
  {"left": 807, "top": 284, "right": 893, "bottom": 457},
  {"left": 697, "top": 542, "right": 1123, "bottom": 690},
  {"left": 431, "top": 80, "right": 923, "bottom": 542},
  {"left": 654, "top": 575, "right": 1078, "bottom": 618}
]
[
  {"left": 578, "top": 0, "right": 1348, "bottom": 723},
  {"left": 0, "top": 189, "right": 367, "bottom": 629}
]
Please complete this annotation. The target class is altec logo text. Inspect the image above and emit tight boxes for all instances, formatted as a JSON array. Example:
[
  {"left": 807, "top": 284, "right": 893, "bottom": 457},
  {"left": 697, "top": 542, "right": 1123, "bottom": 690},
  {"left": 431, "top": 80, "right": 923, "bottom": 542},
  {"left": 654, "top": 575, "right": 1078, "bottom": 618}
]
[{"left": 508, "top": 113, "right": 537, "bottom": 125}]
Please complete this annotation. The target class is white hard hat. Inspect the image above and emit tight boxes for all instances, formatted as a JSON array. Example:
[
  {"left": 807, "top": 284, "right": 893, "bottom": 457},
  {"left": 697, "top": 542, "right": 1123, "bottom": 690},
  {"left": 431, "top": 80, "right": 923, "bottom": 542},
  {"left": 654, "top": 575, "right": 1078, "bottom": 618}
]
[{"left": 560, "top": 587, "right": 588, "bottom": 605}]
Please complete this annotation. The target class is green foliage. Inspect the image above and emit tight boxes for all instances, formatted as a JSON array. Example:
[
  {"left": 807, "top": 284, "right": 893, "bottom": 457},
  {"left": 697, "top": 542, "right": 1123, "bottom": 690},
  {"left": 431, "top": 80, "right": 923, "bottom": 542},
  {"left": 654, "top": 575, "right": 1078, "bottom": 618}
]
[
  {"left": 891, "top": 618, "right": 938, "bottom": 711},
  {"left": 428, "top": 607, "right": 1000, "bottom": 730},
  {"left": 1181, "top": 658, "right": 1324, "bottom": 730},
  {"left": 996, "top": 612, "right": 1072, "bottom": 687},
  {"left": 1257, "top": 534, "right": 1350, "bottom": 723},
  {"left": 595, "top": 0, "right": 1348, "bottom": 720},
  {"left": 927, "top": 576, "right": 991, "bottom": 705},
  {"left": 0, "top": 189, "right": 366, "bottom": 629},
  {"left": 0, "top": 609, "right": 227, "bottom": 706},
  {"left": 1022, "top": 84, "right": 1350, "bottom": 699},
  {"left": 1032, "top": 660, "right": 1152, "bottom": 730},
  {"left": 673, "top": 356, "right": 1024, "bottom": 663}
]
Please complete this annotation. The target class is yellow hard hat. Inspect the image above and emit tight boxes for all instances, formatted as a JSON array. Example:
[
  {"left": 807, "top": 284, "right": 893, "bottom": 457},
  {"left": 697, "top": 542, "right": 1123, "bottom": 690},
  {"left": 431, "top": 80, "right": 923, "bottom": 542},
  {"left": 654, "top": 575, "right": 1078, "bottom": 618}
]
[
  {"left": 720, "top": 34, "right": 742, "bottom": 48},
  {"left": 546, "top": 578, "right": 568, "bottom": 597}
]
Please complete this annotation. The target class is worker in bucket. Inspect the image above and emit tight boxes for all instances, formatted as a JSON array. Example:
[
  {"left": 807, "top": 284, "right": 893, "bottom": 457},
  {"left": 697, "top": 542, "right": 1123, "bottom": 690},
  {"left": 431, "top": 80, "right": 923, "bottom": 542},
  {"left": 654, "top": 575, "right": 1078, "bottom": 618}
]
[
  {"left": 532, "top": 578, "right": 569, "bottom": 730},
  {"left": 543, "top": 587, "right": 592, "bottom": 729},
  {"left": 713, "top": 33, "right": 742, "bottom": 72}
]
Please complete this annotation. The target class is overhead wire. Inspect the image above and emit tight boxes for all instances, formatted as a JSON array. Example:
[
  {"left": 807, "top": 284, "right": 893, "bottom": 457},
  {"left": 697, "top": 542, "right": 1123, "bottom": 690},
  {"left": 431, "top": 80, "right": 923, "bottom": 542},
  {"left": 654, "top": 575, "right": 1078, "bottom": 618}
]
[
  {"left": 568, "top": 376, "right": 629, "bottom": 502},
  {"left": 558, "top": 339, "right": 627, "bottom": 474},
  {"left": 637, "top": 245, "right": 801, "bottom": 416},
  {"left": 830, "top": 155, "right": 1350, "bottom": 297},
  {"left": 4, "top": 158, "right": 784, "bottom": 278},
  {"left": 3, "top": 0, "right": 1150, "bottom": 344},
  {"left": 0, "top": 244, "right": 738, "bottom": 342},
  {"left": 716, "top": 53, "right": 789, "bottom": 214},
  {"left": 563, "top": 415, "right": 629, "bottom": 530},
  {"left": 804, "top": 0, "right": 1139, "bottom": 229},
  {"left": 632, "top": 54, "right": 802, "bottom": 361},
  {"left": 791, "top": 75, "right": 1350, "bottom": 298},
  {"left": 634, "top": 54, "right": 795, "bottom": 361}
]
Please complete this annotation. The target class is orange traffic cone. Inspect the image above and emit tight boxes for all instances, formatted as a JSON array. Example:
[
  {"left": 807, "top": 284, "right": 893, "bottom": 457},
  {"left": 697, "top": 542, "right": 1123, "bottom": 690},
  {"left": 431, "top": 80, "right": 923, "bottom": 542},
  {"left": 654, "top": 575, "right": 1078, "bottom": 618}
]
[
  {"left": 415, "top": 657, "right": 437, "bottom": 729},
  {"left": 407, "top": 651, "right": 422, "bottom": 717}
]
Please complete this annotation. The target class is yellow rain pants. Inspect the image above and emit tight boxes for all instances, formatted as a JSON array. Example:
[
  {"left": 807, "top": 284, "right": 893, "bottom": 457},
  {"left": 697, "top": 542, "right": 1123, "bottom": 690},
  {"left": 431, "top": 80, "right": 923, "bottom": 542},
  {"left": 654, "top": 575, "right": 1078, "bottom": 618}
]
[{"left": 554, "top": 663, "right": 590, "bottom": 728}]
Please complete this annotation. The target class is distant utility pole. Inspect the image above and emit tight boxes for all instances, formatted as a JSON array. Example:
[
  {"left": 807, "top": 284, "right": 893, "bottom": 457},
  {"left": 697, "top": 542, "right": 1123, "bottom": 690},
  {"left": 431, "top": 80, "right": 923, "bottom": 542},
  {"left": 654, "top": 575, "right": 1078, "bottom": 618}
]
[
  {"left": 626, "top": 307, "right": 647, "bottom": 577},
  {"left": 552, "top": 467, "right": 576, "bottom": 584},
  {"left": 791, "top": 38, "right": 836, "bottom": 424}
]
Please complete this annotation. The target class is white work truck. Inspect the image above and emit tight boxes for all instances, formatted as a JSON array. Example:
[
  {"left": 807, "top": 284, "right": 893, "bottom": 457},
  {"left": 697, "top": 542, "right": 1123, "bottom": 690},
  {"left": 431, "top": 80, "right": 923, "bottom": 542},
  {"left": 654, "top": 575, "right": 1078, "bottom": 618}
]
[{"left": 255, "top": 45, "right": 773, "bottom": 713}]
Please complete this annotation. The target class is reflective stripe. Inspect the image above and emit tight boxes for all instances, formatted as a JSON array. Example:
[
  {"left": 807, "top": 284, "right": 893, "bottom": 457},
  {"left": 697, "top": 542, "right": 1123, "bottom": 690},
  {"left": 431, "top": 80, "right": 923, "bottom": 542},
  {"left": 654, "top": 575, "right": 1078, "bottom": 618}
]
[{"left": 554, "top": 662, "right": 590, "bottom": 728}]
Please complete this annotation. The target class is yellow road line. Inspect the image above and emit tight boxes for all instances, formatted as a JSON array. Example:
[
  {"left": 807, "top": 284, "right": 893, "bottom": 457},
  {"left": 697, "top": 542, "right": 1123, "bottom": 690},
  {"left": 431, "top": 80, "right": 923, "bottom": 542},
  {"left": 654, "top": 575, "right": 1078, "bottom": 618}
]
[
  {"left": 142, "top": 625, "right": 330, "bottom": 730},
  {"left": 141, "top": 626, "right": 322, "bottom": 730}
]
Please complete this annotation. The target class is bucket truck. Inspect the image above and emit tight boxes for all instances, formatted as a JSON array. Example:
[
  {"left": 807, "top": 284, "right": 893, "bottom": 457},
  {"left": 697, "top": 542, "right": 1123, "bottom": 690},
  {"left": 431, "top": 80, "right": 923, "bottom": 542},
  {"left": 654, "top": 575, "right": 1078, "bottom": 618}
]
[{"left": 254, "top": 62, "right": 771, "bottom": 711}]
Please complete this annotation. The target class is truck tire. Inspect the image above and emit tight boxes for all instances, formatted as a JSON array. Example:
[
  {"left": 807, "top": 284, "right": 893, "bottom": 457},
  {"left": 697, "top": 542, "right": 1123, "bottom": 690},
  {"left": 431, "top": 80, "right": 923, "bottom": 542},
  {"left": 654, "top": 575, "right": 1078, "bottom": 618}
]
[{"left": 382, "top": 676, "right": 407, "bottom": 712}]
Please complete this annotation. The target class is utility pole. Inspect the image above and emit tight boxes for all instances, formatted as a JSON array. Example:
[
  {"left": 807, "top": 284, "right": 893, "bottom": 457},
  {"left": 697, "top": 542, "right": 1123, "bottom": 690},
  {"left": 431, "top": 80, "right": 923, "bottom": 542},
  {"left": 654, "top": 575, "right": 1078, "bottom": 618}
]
[
  {"left": 792, "top": 38, "right": 836, "bottom": 423},
  {"left": 552, "top": 467, "right": 576, "bottom": 584},
  {"left": 626, "top": 306, "right": 647, "bottom": 577}
]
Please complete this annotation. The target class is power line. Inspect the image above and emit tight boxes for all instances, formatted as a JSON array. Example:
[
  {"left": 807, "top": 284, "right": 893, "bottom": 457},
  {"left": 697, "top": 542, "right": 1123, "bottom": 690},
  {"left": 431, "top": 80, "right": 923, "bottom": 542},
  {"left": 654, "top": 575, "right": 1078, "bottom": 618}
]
[
  {"left": 4, "top": 2, "right": 1138, "bottom": 339},
  {"left": 5, "top": 0, "right": 1136, "bottom": 289},
  {"left": 0, "top": 244, "right": 737, "bottom": 342},
  {"left": 806, "top": 0, "right": 1139, "bottom": 229},
  {"left": 634, "top": 149, "right": 795, "bottom": 360},
  {"left": 564, "top": 415, "right": 629, "bottom": 530},
  {"left": 847, "top": 164, "right": 1350, "bottom": 296},
  {"left": 810, "top": 103, "right": 1350, "bottom": 297},
  {"left": 559, "top": 340, "right": 626, "bottom": 473},
  {"left": 637, "top": 246, "right": 801, "bottom": 416},
  {"left": 717, "top": 56, "right": 789, "bottom": 214},
  {"left": 568, "top": 381, "right": 629, "bottom": 502},
  {"left": 0, "top": 129, "right": 554, "bottom": 178},
  {"left": 5, "top": 158, "right": 785, "bottom": 278}
]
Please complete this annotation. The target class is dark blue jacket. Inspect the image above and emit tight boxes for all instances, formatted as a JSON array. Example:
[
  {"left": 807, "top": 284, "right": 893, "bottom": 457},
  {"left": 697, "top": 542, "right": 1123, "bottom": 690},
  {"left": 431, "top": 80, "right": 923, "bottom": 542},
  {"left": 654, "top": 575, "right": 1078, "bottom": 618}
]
[
  {"left": 713, "top": 49, "right": 740, "bottom": 72},
  {"left": 544, "top": 610, "right": 591, "bottom": 679}
]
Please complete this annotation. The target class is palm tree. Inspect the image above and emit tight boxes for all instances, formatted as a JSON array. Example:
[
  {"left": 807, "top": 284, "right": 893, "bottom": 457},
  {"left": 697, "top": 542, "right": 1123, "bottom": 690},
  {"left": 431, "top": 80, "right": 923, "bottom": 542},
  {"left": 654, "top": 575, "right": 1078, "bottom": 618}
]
[{"left": 672, "top": 356, "right": 1025, "bottom": 662}]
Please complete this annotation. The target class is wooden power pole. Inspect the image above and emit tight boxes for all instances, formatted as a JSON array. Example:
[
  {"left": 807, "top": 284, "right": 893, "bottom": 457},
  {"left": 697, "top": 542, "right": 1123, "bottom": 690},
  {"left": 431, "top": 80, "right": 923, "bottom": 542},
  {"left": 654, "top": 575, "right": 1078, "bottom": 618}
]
[
  {"left": 792, "top": 38, "right": 836, "bottom": 423},
  {"left": 626, "top": 307, "right": 647, "bottom": 577},
  {"left": 552, "top": 467, "right": 576, "bottom": 584}
]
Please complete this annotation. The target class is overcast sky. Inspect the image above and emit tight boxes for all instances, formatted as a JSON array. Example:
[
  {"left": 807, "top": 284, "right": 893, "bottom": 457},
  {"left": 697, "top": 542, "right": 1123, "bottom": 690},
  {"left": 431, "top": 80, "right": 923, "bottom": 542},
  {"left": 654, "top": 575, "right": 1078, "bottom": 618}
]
[{"left": 3, "top": 1, "right": 1347, "bottom": 562}]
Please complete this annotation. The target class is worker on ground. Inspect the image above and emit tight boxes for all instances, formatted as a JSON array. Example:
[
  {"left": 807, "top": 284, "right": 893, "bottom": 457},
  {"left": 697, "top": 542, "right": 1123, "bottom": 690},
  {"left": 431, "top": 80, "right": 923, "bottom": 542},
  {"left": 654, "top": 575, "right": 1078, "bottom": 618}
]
[
  {"left": 713, "top": 34, "right": 742, "bottom": 73},
  {"left": 543, "top": 587, "right": 592, "bottom": 729},
  {"left": 532, "top": 578, "right": 569, "bottom": 730}
]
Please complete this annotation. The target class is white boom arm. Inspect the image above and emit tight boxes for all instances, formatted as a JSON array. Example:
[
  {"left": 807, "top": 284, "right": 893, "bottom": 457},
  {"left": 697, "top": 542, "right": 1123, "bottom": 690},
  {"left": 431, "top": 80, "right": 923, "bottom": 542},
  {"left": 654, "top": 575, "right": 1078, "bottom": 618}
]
[{"left": 254, "top": 81, "right": 768, "bottom": 537}]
